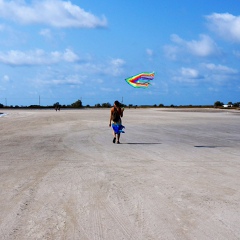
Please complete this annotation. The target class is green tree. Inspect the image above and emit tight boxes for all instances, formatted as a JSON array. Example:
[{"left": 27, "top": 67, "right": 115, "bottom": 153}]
[
  {"left": 233, "top": 102, "right": 240, "bottom": 107},
  {"left": 71, "top": 99, "right": 82, "bottom": 108},
  {"left": 101, "top": 102, "right": 111, "bottom": 108},
  {"left": 214, "top": 101, "right": 223, "bottom": 107},
  {"left": 53, "top": 102, "right": 60, "bottom": 107},
  {"left": 95, "top": 103, "right": 101, "bottom": 108}
]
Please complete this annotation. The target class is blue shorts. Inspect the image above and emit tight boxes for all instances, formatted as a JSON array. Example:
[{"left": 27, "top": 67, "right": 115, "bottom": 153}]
[{"left": 112, "top": 123, "right": 125, "bottom": 134}]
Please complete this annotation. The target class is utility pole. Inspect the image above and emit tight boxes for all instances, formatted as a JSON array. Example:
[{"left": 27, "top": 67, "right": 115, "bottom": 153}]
[{"left": 39, "top": 95, "right": 40, "bottom": 106}]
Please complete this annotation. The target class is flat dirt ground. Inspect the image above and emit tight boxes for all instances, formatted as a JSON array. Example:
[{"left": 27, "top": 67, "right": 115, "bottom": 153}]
[{"left": 0, "top": 108, "right": 240, "bottom": 240}]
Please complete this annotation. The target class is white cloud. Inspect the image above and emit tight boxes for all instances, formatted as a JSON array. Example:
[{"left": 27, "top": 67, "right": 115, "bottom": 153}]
[
  {"left": 171, "top": 64, "right": 237, "bottom": 85},
  {"left": 0, "top": 0, "right": 107, "bottom": 28},
  {"left": 62, "top": 49, "right": 79, "bottom": 62},
  {"left": 32, "top": 58, "right": 125, "bottom": 88},
  {"left": 34, "top": 72, "right": 86, "bottom": 87},
  {"left": 181, "top": 68, "right": 201, "bottom": 79},
  {"left": 186, "top": 35, "right": 219, "bottom": 57},
  {"left": 170, "top": 34, "right": 183, "bottom": 44},
  {"left": 199, "top": 63, "right": 239, "bottom": 84},
  {"left": 173, "top": 67, "right": 203, "bottom": 83},
  {"left": 203, "top": 63, "right": 238, "bottom": 74},
  {"left": 146, "top": 48, "right": 153, "bottom": 57},
  {"left": 51, "top": 75, "right": 83, "bottom": 85},
  {"left": 146, "top": 48, "right": 154, "bottom": 61},
  {"left": 163, "top": 45, "right": 178, "bottom": 60},
  {"left": 0, "top": 48, "right": 80, "bottom": 65},
  {"left": 169, "top": 34, "right": 219, "bottom": 57},
  {"left": 2, "top": 75, "right": 10, "bottom": 82},
  {"left": 107, "top": 58, "right": 125, "bottom": 76},
  {"left": 39, "top": 28, "right": 52, "bottom": 39},
  {"left": 110, "top": 58, "right": 125, "bottom": 67},
  {"left": 75, "top": 58, "right": 125, "bottom": 77},
  {"left": 206, "top": 13, "right": 240, "bottom": 42}
]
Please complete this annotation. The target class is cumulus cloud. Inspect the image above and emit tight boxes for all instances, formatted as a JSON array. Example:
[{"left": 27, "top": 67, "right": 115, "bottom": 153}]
[
  {"left": 35, "top": 74, "right": 85, "bottom": 87},
  {"left": 202, "top": 63, "right": 238, "bottom": 74},
  {"left": 199, "top": 63, "right": 239, "bottom": 84},
  {"left": 173, "top": 67, "right": 203, "bottom": 83},
  {"left": 76, "top": 58, "right": 125, "bottom": 77},
  {"left": 206, "top": 13, "right": 240, "bottom": 42},
  {"left": 169, "top": 34, "right": 220, "bottom": 57},
  {"left": 0, "top": 0, "right": 107, "bottom": 28},
  {"left": 34, "top": 57, "right": 125, "bottom": 88},
  {"left": 181, "top": 67, "right": 202, "bottom": 79},
  {"left": 186, "top": 35, "right": 219, "bottom": 57},
  {"left": 0, "top": 48, "right": 80, "bottom": 65},
  {"left": 173, "top": 63, "right": 239, "bottom": 84}
]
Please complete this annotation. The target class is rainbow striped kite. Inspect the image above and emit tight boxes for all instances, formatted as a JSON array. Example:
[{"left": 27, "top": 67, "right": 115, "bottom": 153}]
[{"left": 125, "top": 72, "right": 154, "bottom": 88}]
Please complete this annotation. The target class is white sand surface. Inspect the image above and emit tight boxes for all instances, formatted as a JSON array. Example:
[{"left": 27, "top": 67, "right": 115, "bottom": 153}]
[{"left": 0, "top": 108, "right": 240, "bottom": 240}]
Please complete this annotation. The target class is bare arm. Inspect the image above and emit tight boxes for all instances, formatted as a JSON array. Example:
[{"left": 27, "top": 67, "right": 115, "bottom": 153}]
[
  {"left": 109, "top": 108, "right": 113, "bottom": 126},
  {"left": 120, "top": 107, "right": 124, "bottom": 117}
]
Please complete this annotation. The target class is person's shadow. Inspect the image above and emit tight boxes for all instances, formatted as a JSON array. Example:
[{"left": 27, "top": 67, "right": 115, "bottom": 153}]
[
  {"left": 194, "top": 146, "right": 226, "bottom": 148},
  {"left": 123, "top": 143, "right": 162, "bottom": 145}
]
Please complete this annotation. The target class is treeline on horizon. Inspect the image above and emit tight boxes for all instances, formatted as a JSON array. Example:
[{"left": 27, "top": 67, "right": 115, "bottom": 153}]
[{"left": 0, "top": 99, "right": 239, "bottom": 109}]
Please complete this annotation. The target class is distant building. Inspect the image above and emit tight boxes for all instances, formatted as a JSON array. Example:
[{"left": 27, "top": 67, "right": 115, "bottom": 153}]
[{"left": 223, "top": 104, "right": 233, "bottom": 108}]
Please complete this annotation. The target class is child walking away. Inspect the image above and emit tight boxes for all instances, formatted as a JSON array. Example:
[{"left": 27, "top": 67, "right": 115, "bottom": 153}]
[{"left": 109, "top": 100, "right": 124, "bottom": 144}]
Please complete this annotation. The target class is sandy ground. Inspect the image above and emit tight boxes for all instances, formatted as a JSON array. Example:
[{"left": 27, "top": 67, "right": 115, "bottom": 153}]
[{"left": 0, "top": 108, "right": 240, "bottom": 240}]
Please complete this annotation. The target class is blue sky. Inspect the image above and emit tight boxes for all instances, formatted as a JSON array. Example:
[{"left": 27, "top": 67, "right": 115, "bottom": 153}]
[{"left": 0, "top": 0, "right": 240, "bottom": 106}]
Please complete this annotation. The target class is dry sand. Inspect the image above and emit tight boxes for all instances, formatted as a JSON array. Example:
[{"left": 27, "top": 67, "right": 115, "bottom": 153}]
[{"left": 0, "top": 108, "right": 239, "bottom": 240}]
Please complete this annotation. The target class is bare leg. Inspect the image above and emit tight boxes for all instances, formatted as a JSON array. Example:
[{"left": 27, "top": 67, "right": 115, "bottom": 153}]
[
  {"left": 117, "top": 133, "right": 120, "bottom": 143},
  {"left": 112, "top": 130, "right": 116, "bottom": 143}
]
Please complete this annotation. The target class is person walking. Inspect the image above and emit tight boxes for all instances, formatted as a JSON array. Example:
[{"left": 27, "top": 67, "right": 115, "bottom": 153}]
[{"left": 109, "top": 100, "right": 124, "bottom": 144}]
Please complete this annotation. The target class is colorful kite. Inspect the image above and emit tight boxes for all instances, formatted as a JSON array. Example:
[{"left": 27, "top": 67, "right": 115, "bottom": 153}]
[{"left": 125, "top": 72, "right": 154, "bottom": 88}]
